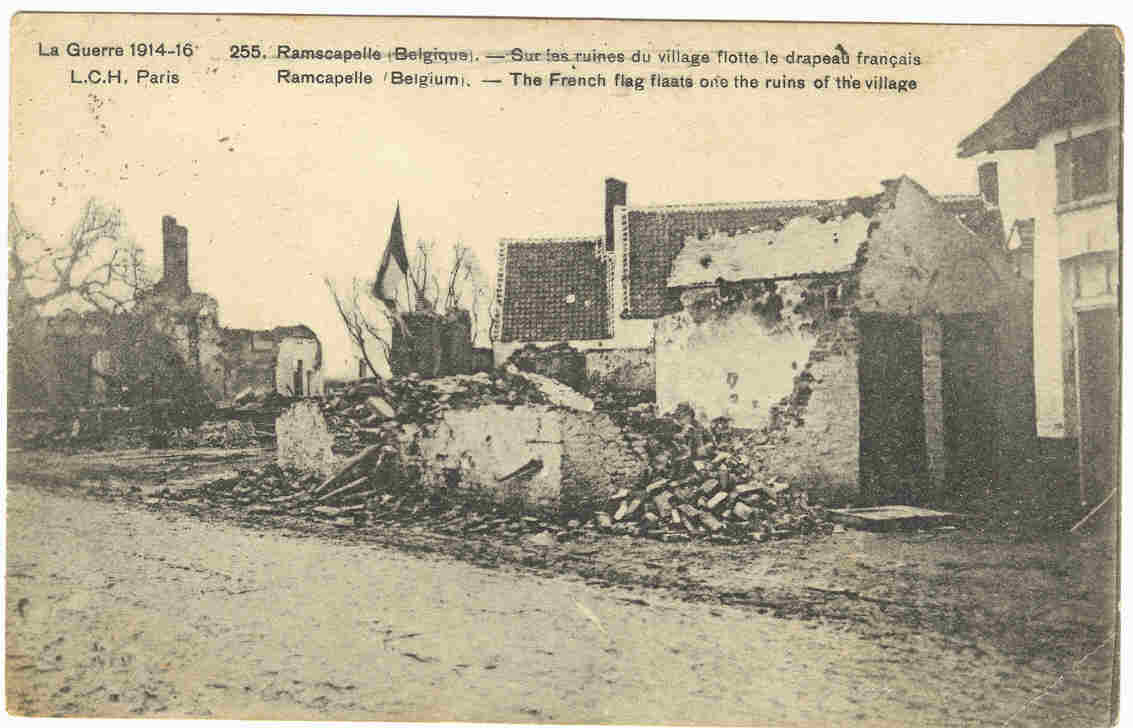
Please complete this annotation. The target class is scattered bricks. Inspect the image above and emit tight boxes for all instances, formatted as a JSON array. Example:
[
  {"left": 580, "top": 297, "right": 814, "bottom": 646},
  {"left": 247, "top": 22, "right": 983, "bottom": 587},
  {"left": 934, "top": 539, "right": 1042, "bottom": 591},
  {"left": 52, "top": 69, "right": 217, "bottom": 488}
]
[
  {"left": 644, "top": 512, "right": 660, "bottom": 523},
  {"left": 309, "top": 444, "right": 384, "bottom": 498},
  {"left": 524, "top": 531, "right": 556, "bottom": 547},
  {"left": 652, "top": 491, "right": 674, "bottom": 520},
  {"left": 614, "top": 498, "right": 642, "bottom": 522},
  {"left": 596, "top": 512, "right": 614, "bottom": 530},
  {"left": 317, "top": 475, "right": 372, "bottom": 503},
  {"left": 645, "top": 478, "right": 670, "bottom": 494},
  {"left": 706, "top": 492, "right": 729, "bottom": 512},
  {"left": 700, "top": 512, "right": 725, "bottom": 532},
  {"left": 670, "top": 508, "right": 682, "bottom": 527},
  {"left": 699, "top": 478, "right": 720, "bottom": 496},
  {"left": 734, "top": 482, "right": 763, "bottom": 497},
  {"left": 692, "top": 460, "right": 709, "bottom": 473},
  {"left": 733, "top": 501, "right": 755, "bottom": 520}
]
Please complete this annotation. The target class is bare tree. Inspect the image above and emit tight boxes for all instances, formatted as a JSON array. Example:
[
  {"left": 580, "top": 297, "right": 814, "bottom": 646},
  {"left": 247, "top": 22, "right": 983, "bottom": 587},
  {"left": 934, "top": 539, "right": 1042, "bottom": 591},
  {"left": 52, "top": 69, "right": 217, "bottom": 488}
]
[
  {"left": 7, "top": 200, "right": 196, "bottom": 412},
  {"left": 326, "top": 240, "right": 492, "bottom": 377},
  {"left": 325, "top": 276, "right": 393, "bottom": 378},
  {"left": 9, "top": 200, "right": 154, "bottom": 317}
]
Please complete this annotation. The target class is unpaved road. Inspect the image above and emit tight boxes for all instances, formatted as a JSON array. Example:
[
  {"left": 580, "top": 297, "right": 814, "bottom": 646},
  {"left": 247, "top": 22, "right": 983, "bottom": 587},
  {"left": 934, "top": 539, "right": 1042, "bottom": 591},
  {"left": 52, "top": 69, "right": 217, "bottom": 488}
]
[{"left": 6, "top": 482, "right": 1114, "bottom": 725}]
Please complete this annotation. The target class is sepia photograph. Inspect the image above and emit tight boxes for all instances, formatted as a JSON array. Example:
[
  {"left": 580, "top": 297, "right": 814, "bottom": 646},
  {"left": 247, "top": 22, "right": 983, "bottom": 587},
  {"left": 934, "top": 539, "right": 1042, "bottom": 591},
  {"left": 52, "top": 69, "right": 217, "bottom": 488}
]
[{"left": 5, "top": 14, "right": 1123, "bottom": 726}]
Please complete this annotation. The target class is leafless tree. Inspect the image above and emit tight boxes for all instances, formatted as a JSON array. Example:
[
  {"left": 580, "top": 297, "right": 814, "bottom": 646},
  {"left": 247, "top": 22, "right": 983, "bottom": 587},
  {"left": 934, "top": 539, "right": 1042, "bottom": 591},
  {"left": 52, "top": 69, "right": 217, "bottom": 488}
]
[
  {"left": 7, "top": 200, "right": 197, "bottom": 412},
  {"left": 8, "top": 200, "right": 155, "bottom": 317},
  {"left": 325, "top": 276, "right": 393, "bottom": 379},
  {"left": 326, "top": 241, "right": 492, "bottom": 376}
]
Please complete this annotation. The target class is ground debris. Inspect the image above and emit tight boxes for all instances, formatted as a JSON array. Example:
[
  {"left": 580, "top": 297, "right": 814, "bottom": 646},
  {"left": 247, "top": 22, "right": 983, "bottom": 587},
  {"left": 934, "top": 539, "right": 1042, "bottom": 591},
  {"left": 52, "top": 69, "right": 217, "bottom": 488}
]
[{"left": 178, "top": 380, "right": 833, "bottom": 546}]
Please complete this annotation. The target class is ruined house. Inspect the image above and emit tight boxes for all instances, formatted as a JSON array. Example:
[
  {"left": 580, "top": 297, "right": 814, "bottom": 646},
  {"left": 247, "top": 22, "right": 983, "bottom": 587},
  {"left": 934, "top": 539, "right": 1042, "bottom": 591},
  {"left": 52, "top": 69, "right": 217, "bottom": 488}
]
[
  {"left": 498, "top": 175, "right": 1033, "bottom": 507},
  {"left": 136, "top": 215, "right": 326, "bottom": 401},
  {"left": 18, "top": 215, "right": 326, "bottom": 409},
  {"left": 957, "top": 27, "right": 1121, "bottom": 507},
  {"left": 493, "top": 179, "right": 654, "bottom": 393}
]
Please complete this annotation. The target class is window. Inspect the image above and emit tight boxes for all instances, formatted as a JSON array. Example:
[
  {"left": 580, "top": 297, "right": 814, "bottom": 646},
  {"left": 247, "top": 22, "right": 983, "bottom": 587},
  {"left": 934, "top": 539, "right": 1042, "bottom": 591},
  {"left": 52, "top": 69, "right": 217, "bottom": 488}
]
[{"left": 1056, "top": 128, "right": 1118, "bottom": 205}]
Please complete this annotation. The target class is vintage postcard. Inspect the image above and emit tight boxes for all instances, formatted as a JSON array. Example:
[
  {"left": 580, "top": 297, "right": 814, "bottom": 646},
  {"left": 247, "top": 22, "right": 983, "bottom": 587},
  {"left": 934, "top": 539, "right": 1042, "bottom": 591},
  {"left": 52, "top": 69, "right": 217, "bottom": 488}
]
[{"left": 6, "top": 14, "right": 1122, "bottom": 726}]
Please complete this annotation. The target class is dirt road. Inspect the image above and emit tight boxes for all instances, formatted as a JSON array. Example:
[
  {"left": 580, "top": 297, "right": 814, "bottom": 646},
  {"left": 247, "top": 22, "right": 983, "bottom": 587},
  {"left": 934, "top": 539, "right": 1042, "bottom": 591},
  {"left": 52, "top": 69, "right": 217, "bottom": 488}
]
[{"left": 6, "top": 481, "right": 1114, "bottom": 725}]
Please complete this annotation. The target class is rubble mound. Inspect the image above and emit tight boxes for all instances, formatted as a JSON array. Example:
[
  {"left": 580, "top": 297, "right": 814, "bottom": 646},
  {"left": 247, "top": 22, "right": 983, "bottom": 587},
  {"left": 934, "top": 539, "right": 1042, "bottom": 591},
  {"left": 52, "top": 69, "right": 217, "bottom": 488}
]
[
  {"left": 179, "top": 381, "right": 830, "bottom": 545},
  {"left": 167, "top": 420, "right": 262, "bottom": 449},
  {"left": 317, "top": 370, "right": 564, "bottom": 455},
  {"left": 591, "top": 402, "right": 831, "bottom": 542}
]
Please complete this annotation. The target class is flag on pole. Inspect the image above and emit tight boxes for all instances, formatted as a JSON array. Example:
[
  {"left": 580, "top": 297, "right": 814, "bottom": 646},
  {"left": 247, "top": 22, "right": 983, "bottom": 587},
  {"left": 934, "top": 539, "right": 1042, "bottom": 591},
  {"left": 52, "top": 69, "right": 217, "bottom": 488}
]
[{"left": 373, "top": 203, "right": 410, "bottom": 307}]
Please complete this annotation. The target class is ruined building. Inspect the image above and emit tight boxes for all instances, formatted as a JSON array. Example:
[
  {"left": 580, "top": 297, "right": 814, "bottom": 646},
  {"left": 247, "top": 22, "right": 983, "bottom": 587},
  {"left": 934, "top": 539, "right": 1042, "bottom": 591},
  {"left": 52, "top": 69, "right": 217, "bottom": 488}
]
[
  {"left": 137, "top": 215, "right": 325, "bottom": 401},
  {"left": 13, "top": 215, "right": 326, "bottom": 410},
  {"left": 497, "top": 176, "right": 1033, "bottom": 508}
]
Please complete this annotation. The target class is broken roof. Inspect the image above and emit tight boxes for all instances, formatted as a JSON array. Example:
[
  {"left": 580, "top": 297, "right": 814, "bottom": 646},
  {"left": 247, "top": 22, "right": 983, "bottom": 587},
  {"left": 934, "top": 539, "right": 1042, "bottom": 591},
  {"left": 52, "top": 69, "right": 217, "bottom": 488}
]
[
  {"left": 668, "top": 212, "right": 872, "bottom": 288},
  {"left": 957, "top": 28, "right": 1122, "bottom": 157},
  {"left": 498, "top": 236, "right": 611, "bottom": 343},
  {"left": 623, "top": 189, "right": 989, "bottom": 317}
]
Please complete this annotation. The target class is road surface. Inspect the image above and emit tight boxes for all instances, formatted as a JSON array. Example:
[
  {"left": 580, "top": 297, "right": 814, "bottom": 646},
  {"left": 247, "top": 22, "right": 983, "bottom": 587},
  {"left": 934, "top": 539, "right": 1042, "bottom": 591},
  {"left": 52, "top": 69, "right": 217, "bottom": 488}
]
[{"left": 6, "top": 483, "right": 1113, "bottom": 725}]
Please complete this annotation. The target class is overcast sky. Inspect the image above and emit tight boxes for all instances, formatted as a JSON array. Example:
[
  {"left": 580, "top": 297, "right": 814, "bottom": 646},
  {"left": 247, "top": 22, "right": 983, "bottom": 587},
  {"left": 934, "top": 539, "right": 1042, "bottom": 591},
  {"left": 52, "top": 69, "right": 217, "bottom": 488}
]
[{"left": 10, "top": 17, "right": 1084, "bottom": 377}]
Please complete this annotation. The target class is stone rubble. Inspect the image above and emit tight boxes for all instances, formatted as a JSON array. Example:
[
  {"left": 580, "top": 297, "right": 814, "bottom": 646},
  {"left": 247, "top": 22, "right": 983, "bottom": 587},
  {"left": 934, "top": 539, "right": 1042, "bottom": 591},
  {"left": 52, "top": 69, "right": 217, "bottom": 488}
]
[{"left": 172, "top": 374, "right": 832, "bottom": 546}]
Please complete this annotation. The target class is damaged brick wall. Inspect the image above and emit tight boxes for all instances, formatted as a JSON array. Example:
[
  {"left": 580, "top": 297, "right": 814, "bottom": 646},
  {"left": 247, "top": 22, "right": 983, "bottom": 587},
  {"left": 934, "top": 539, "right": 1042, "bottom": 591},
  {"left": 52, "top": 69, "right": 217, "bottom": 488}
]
[
  {"left": 655, "top": 277, "right": 860, "bottom": 494},
  {"left": 584, "top": 348, "right": 655, "bottom": 393},
  {"left": 758, "top": 314, "right": 860, "bottom": 499}
]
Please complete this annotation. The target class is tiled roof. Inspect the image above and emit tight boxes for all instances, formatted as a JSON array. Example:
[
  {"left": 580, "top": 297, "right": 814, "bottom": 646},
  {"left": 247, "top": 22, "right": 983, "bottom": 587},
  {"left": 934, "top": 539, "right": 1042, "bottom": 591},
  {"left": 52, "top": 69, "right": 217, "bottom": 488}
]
[
  {"left": 498, "top": 236, "right": 611, "bottom": 343},
  {"left": 957, "top": 28, "right": 1122, "bottom": 157},
  {"left": 621, "top": 191, "right": 994, "bottom": 318},
  {"left": 621, "top": 199, "right": 866, "bottom": 318},
  {"left": 668, "top": 212, "right": 872, "bottom": 288}
]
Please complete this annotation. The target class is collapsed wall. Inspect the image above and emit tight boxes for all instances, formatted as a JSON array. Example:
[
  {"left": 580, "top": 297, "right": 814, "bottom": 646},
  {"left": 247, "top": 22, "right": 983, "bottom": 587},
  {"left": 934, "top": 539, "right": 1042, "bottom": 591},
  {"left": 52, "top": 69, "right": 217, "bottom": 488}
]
[
  {"left": 277, "top": 369, "right": 647, "bottom": 514},
  {"left": 654, "top": 278, "right": 860, "bottom": 497},
  {"left": 406, "top": 404, "right": 646, "bottom": 512}
]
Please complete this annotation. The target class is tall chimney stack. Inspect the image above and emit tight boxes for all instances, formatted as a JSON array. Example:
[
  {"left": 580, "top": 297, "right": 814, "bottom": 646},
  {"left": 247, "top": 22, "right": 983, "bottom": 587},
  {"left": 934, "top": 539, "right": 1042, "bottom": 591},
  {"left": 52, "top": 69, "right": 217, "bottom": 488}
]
[
  {"left": 162, "top": 215, "right": 189, "bottom": 298},
  {"left": 604, "top": 177, "right": 627, "bottom": 251}
]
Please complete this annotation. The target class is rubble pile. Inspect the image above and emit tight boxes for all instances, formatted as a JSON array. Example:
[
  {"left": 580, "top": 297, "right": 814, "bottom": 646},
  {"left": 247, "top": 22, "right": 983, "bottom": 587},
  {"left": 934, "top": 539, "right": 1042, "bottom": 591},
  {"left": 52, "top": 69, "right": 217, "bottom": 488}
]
[
  {"left": 316, "top": 369, "right": 563, "bottom": 455},
  {"left": 174, "top": 379, "right": 829, "bottom": 544},
  {"left": 167, "top": 420, "right": 263, "bottom": 449},
  {"left": 589, "top": 402, "right": 831, "bottom": 543},
  {"left": 164, "top": 455, "right": 570, "bottom": 540}
]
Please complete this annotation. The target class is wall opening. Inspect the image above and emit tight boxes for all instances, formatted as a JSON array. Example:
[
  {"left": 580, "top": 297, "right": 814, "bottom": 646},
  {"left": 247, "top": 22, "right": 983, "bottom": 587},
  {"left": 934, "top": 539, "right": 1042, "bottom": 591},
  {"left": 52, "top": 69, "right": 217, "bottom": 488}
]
[
  {"left": 941, "top": 314, "right": 998, "bottom": 506},
  {"left": 1077, "top": 306, "right": 1119, "bottom": 505},
  {"left": 858, "top": 314, "right": 925, "bottom": 505}
]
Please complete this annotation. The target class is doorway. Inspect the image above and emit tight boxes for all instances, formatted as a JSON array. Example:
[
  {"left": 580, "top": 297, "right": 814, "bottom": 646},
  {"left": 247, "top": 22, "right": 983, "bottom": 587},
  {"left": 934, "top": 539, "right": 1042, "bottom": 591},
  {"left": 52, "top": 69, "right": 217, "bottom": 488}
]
[{"left": 859, "top": 314, "right": 926, "bottom": 505}]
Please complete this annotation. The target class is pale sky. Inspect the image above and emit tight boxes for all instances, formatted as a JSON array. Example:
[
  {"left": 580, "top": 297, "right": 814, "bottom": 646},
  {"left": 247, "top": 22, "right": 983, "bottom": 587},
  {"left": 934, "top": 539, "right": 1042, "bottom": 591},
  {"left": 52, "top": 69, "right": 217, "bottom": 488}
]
[{"left": 9, "top": 16, "right": 1085, "bottom": 377}]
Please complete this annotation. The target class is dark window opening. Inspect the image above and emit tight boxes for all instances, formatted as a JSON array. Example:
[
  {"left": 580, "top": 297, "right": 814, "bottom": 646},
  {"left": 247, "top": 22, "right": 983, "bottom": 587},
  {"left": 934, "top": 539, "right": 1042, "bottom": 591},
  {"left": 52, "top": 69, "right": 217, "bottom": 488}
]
[{"left": 1056, "top": 128, "right": 1117, "bottom": 204}]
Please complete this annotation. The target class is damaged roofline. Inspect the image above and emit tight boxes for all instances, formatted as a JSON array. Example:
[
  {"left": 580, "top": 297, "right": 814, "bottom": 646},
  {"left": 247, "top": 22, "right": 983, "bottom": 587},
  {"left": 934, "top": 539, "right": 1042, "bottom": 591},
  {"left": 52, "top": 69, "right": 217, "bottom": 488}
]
[{"left": 668, "top": 269, "right": 853, "bottom": 292}]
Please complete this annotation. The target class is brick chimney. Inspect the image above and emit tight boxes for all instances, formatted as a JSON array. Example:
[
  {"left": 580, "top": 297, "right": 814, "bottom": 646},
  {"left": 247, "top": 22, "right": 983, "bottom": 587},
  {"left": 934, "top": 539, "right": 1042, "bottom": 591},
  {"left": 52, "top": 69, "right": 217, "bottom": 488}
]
[
  {"left": 604, "top": 177, "right": 627, "bottom": 251},
  {"left": 162, "top": 215, "right": 189, "bottom": 298},
  {"left": 977, "top": 161, "right": 1000, "bottom": 206}
]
